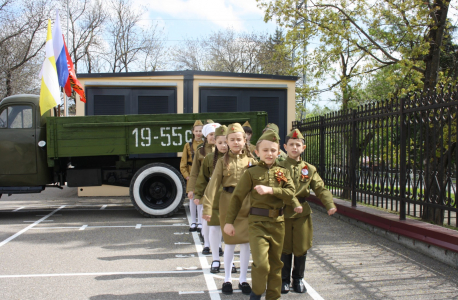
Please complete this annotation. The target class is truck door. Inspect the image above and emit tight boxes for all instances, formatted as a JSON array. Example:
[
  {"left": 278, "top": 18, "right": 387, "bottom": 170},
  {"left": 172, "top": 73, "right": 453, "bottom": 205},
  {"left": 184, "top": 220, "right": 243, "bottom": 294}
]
[{"left": 0, "top": 105, "right": 37, "bottom": 175}]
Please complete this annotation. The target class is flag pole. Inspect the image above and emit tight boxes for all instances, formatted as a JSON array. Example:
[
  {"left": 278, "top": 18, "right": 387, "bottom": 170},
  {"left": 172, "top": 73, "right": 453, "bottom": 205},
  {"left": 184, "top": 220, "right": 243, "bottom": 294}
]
[{"left": 65, "top": 1, "right": 69, "bottom": 116}]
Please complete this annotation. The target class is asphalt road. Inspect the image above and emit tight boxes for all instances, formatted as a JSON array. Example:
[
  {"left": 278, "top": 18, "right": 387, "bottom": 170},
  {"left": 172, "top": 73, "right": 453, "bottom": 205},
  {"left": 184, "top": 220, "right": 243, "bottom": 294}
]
[{"left": 0, "top": 187, "right": 457, "bottom": 300}]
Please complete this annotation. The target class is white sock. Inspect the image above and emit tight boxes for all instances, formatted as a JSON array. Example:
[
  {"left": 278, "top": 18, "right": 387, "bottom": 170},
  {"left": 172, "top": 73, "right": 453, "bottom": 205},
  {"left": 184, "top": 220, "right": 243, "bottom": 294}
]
[
  {"left": 209, "top": 226, "right": 221, "bottom": 261},
  {"left": 224, "top": 244, "right": 236, "bottom": 282},
  {"left": 239, "top": 243, "right": 250, "bottom": 283},
  {"left": 189, "top": 197, "right": 197, "bottom": 224},
  {"left": 202, "top": 218, "right": 209, "bottom": 247},
  {"left": 197, "top": 204, "right": 203, "bottom": 225}
]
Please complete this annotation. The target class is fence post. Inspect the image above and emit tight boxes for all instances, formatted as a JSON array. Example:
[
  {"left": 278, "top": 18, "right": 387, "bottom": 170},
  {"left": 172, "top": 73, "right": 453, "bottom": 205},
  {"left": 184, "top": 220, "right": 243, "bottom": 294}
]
[
  {"left": 351, "top": 109, "right": 357, "bottom": 207},
  {"left": 399, "top": 97, "right": 407, "bottom": 220},
  {"left": 319, "top": 116, "right": 325, "bottom": 175}
]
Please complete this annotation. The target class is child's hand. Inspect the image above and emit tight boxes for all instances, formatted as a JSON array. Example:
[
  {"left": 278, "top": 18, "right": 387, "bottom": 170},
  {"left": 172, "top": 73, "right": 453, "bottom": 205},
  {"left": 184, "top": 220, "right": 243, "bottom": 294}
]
[
  {"left": 254, "top": 185, "right": 273, "bottom": 195},
  {"left": 186, "top": 176, "right": 190, "bottom": 180},
  {"left": 294, "top": 206, "right": 303, "bottom": 214},
  {"left": 187, "top": 191, "right": 194, "bottom": 199},
  {"left": 224, "top": 224, "right": 235, "bottom": 236},
  {"left": 193, "top": 198, "right": 200, "bottom": 205},
  {"left": 328, "top": 208, "right": 337, "bottom": 216},
  {"left": 203, "top": 215, "right": 211, "bottom": 222}
]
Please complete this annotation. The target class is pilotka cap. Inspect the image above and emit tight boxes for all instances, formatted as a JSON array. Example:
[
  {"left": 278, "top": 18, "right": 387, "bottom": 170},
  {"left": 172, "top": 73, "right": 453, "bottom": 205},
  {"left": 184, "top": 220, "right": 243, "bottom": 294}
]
[
  {"left": 287, "top": 128, "right": 305, "bottom": 140},
  {"left": 258, "top": 129, "right": 280, "bottom": 144},
  {"left": 215, "top": 125, "right": 228, "bottom": 137},
  {"left": 227, "top": 123, "right": 245, "bottom": 135}
]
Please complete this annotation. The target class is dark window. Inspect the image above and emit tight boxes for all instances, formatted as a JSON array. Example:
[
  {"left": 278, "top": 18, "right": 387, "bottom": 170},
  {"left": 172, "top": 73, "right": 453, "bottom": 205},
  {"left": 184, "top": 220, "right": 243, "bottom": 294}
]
[
  {"left": 94, "top": 95, "right": 125, "bottom": 115},
  {"left": 207, "top": 96, "right": 237, "bottom": 112},
  {"left": 138, "top": 96, "right": 169, "bottom": 114},
  {"left": 250, "top": 97, "right": 280, "bottom": 125}
]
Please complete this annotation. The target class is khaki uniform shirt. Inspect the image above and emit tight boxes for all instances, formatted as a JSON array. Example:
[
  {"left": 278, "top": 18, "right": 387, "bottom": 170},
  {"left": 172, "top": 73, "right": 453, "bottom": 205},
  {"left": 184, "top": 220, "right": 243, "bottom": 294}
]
[
  {"left": 187, "top": 142, "right": 214, "bottom": 193},
  {"left": 226, "top": 161, "right": 300, "bottom": 224},
  {"left": 279, "top": 157, "right": 335, "bottom": 218},
  {"left": 194, "top": 151, "right": 224, "bottom": 201},
  {"left": 180, "top": 140, "right": 203, "bottom": 179}
]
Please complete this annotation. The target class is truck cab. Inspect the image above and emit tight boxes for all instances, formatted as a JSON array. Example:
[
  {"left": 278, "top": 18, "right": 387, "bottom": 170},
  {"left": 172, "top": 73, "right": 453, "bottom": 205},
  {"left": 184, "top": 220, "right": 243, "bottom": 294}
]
[{"left": 0, "top": 95, "right": 52, "bottom": 193}]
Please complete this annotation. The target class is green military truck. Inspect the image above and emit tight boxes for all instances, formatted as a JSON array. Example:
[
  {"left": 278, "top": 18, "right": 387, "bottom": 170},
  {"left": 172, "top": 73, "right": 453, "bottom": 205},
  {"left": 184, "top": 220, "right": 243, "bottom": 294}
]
[{"left": 0, "top": 94, "right": 267, "bottom": 217}]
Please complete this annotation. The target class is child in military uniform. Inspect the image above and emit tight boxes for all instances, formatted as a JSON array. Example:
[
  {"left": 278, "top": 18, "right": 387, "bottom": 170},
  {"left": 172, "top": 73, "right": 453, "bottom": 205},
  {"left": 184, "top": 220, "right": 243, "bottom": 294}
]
[
  {"left": 194, "top": 125, "right": 228, "bottom": 260},
  {"left": 279, "top": 129, "right": 337, "bottom": 294},
  {"left": 262, "top": 123, "right": 288, "bottom": 161},
  {"left": 180, "top": 120, "right": 204, "bottom": 232},
  {"left": 224, "top": 130, "right": 302, "bottom": 300},
  {"left": 189, "top": 123, "right": 220, "bottom": 248},
  {"left": 242, "top": 121, "right": 256, "bottom": 156},
  {"left": 202, "top": 123, "right": 257, "bottom": 295}
]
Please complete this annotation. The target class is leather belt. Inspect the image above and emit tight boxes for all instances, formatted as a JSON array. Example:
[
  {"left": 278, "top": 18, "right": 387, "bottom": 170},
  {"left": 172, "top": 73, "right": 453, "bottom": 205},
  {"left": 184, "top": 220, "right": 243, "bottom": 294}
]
[
  {"left": 250, "top": 207, "right": 283, "bottom": 218},
  {"left": 187, "top": 162, "right": 192, "bottom": 166},
  {"left": 223, "top": 186, "right": 235, "bottom": 193},
  {"left": 297, "top": 197, "right": 307, "bottom": 203}
]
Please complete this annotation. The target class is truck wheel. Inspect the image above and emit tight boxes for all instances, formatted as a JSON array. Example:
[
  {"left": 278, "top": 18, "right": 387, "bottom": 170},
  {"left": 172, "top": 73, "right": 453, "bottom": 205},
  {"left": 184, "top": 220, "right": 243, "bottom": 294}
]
[{"left": 130, "top": 163, "right": 185, "bottom": 217}]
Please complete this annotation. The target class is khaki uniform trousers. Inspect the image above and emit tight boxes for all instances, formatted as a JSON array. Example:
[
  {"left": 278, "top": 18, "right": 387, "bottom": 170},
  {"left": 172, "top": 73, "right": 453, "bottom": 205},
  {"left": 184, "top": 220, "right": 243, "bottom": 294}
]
[
  {"left": 283, "top": 215, "right": 313, "bottom": 257},
  {"left": 249, "top": 220, "right": 285, "bottom": 300}
]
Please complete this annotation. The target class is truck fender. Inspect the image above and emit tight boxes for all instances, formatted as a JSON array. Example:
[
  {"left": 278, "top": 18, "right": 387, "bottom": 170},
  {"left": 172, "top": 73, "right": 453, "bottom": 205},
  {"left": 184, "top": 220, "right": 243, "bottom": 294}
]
[{"left": 130, "top": 163, "right": 185, "bottom": 217}]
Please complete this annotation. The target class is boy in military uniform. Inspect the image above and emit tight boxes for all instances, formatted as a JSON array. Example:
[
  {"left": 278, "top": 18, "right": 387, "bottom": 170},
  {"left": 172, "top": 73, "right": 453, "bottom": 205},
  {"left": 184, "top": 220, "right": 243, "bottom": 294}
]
[
  {"left": 224, "top": 130, "right": 302, "bottom": 300},
  {"left": 279, "top": 129, "right": 337, "bottom": 294},
  {"left": 180, "top": 120, "right": 204, "bottom": 231},
  {"left": 262, "top": 123, "right": 287, "bottom": 161}
]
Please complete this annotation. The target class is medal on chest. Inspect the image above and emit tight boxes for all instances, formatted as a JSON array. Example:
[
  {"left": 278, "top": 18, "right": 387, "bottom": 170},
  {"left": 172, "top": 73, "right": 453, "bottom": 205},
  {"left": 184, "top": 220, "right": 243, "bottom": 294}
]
[
  {"left": 274, "top": 169, "right": 288, "bottom": 183},
  {"left": 301, "top": 165, "right": 309, "bottom": 180}
]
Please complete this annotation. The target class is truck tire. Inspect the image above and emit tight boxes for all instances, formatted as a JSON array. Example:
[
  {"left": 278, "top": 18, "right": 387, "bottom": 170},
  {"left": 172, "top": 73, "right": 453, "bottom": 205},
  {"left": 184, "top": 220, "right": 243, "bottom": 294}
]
[{"left": 130, "top": 163, "right": 185, "bottom": 217}]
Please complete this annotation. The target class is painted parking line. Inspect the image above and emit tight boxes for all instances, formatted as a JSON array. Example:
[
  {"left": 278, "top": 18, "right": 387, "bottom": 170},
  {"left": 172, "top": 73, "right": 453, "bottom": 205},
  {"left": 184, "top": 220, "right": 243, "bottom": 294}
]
[
  {"left": 30, "top": 224, "right": 188, "bottom": 230},
  {"left": 0, "top": 205, "right": 66, "bottom": 248},
  {"left": 0, "top": 270, "right": 202, "bottom": 279},
  {"left": 13, "top": 207, "right": 25, "bottom": 212},
  {"left": 185, "top": 205, "right": 220, "bottom": 300},
  {"left": 303, "top": 279, "right": 325, "bottom": 300},
  {"left": 100, "top": 205, "right": 107, "bottom": 210}
]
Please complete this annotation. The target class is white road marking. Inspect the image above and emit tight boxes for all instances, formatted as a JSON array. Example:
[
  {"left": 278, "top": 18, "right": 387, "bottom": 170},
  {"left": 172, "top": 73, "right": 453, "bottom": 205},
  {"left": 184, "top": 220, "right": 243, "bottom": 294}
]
[
  {"left": 30, "top": 224, "right": 188, "bottom": 230},
  {"left": 23, "top": 220, "right": 53, "bottom": 223},
  {"left": 36, "top": 214, "right": 61, "bottom": 216},
  {"left": 303, "top": 279, "right": 325, "bottom": 300},
  {"left": 0, "top": 270, "right": 202, "bottom": 279},
  {"left": 13, "top": 207, "right": 25, "bottom": 212},
  {"left": 135, "top": 224, "right": 142, "bottom": 229},
  {"left": 185, "top": 205, "right": 220, "bottom": 300},
  {"left": 0, "top": 205, "right": 66, "bottom": 248},
  {"left": 100, "top": 205, "right": 107, "bottom": 210},
  {"left": 79, "top": 225, "right": 88, "bottom": 231},
  {"left": 176, "top": 254, "right": 195, "bottom": 258},
  {"left": 175, "top": 242, "right": 192, "bottom": 245},
  {"left": 179, "top": 291, "right": 205, "bottom": 294}
]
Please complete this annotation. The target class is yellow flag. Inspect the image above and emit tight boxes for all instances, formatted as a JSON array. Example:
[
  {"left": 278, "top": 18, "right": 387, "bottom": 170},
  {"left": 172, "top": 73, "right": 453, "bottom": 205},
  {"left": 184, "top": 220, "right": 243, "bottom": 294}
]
[{"left": 39, "top": 19, "right": 60, "bottom": 115}]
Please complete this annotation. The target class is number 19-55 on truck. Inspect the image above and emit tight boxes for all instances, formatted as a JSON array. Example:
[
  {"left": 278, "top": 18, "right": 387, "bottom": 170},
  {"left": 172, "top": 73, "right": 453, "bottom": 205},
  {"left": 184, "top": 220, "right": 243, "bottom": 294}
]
[{"left": 0, "top": 94, "right": 267, "bottom": 217}]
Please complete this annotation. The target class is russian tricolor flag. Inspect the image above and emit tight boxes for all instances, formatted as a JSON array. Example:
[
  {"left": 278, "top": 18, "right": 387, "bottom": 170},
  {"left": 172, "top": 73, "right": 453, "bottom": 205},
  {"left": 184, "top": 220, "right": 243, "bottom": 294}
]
[{"left": 52, "top": 10, "right": 69, "bottom": 88}]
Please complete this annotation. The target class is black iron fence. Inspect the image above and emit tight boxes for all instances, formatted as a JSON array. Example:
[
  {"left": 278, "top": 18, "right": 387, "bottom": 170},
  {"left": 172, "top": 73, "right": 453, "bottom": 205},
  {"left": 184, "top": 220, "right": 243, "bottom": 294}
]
[{"left": 293, "top": 86, "right": 458, "bottom": 227}]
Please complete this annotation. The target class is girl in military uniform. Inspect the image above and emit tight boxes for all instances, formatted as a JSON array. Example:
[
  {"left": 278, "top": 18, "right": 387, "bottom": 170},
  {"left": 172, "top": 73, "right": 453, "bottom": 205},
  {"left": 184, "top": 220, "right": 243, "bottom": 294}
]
[
  {"left": 202, "top": 123, "right": 257, "bottom": 295},
  {"left": 279, "top": 129, "right": 337, "bottom": 294},
  {"left": 224, "top": 129, "right": 302, "bottom": 300},
  {"left": 180, "top": 120, "right": 203, "bottom": 232},
  {"left": 189, "top": 123, "right": 219, "bottom": 239},
  {"left": 242, "top": 121, "right": 256, "bottom": 156},
  {"left": 194, "top": 126, "right": 228, "bottom": 266}
]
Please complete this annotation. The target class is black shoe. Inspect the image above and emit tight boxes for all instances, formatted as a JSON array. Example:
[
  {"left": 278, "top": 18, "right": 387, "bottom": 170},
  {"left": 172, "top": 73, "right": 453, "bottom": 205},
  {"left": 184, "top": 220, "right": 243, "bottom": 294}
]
[
  {"left": 219, "top": 247, "right": 224, "bottom": 256},
  {"left": 202, "top": 247, "right": 210, "bottom": 255},
  {"left": 281, "top": 281, "right": 290, "bottom": 294},
  {"left": 222, "top": 282, "right": 233, "bottom": 294},
  {"left": 292, "top": 279, "right": 306, "bottom": 293},
  {"left": 196, "top": 223, "right": 202, "bottom": 232},
  {"left": 231, "top": 263, "right": 237, "bottom": 274},
  {"left": 238, "top": 282, "right": 251, "bottom": 295},
  {"left": 189, "top": 223, "right": 197, "bottom": 232},
  {"left": 249, "top": 291, "right": 261, "bottom": 300},
  {"left": 210, "top": 260, "right": 220, "bottom": 273}
]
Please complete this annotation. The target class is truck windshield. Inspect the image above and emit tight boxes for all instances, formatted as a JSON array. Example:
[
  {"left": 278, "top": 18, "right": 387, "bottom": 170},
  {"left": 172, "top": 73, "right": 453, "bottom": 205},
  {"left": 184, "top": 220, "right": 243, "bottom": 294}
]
[{"left": 0, "top": 105, "right": 33, "bottom": 129}]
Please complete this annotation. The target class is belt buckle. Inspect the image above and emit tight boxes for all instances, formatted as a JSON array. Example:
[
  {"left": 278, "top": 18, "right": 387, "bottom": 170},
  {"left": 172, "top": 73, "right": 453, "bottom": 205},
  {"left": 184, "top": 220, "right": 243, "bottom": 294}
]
[{"left": 269, "top": 210, "right": 279, "bottom": 218}]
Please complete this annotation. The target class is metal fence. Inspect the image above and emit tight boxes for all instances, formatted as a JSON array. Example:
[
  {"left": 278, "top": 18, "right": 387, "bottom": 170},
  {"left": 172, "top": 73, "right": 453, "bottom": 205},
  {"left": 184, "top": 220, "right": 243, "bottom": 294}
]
[{"left": 293, "top": 86, "right": 458, "bottom": 227}]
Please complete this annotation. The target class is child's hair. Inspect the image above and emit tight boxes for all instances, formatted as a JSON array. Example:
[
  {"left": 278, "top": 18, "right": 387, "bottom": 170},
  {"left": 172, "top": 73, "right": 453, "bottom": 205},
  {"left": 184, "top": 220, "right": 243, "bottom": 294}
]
[
  {"left": 199, "top": 137, "right": 207, "bottom": 156},
  {"left": 223, "top": 131, "right": 253, "bottom": 170},
  {"left": 256, "top": 139, "right": 280, "bottom": 151},
  {"left": 285, "top": 136, "right": 305, "bottom": 145},
  {"left": 243, "top": 126, "right": 252, "bottom": 135},
  {"left": 213, "top": 146, "right": 219, "bottom": 171}
]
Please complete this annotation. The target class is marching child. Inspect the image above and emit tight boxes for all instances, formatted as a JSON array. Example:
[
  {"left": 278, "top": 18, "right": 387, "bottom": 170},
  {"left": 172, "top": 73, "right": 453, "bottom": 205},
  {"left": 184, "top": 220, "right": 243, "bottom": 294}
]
[
  {"left": 188, "top": 123, "right": 220, "bottom": 243},
  {"left": 180, "top": 120, "right": 203, "bottom": 232},
  {"left": 242, "top": 121, "right": 256, "bottom": 156},
  {"left": 194, "top": 126, "right": 228, "bottom": 264},
  {"left": 279, "top": 129, "right": 337, "bottom": 294},
  {"left": 202, "top": 123, "right": 257, "bottom": 295},
  {"left": 224, "top": 129, "right": 302, "bottom": 300}
]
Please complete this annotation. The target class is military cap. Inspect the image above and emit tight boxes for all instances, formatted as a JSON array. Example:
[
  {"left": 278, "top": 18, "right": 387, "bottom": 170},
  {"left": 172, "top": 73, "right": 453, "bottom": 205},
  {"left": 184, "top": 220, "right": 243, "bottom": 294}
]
[
  {"left": 258, "top": 129, "right": 280, "bottom": 144},
  {"left": 242, "top": 121, "right": 251, "bottom": 128},
  {"left": 193, "top": 120, "right": 203, "bottom": 126},
  {"left": 215, "top": 125, "right": 228, "bottom": 137},
  {"left": 227, "top": 123, "right": 244, "bottom": 135},
  {"left": 206, "top": 119, "right": 214, "bottom": 124},
  {"left": 287, "top": 129, "right": 305, "bottom": 140},
  {"left": 263, "top": 123, "right": 279, "bottom": 133}
]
